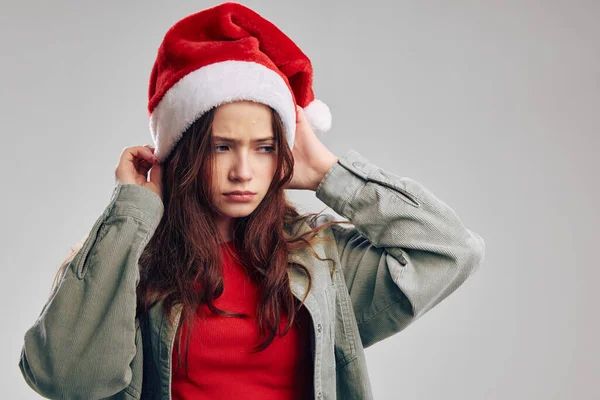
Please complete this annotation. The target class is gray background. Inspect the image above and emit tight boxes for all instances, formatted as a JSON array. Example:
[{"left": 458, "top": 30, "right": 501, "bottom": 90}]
[{"left": 1, "top": 0, "right": 598, "bottom": 398}]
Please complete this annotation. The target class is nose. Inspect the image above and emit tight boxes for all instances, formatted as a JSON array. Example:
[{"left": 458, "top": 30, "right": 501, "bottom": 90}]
[{"left": 229, "top": 153, "right": 253, "bottom": 182}]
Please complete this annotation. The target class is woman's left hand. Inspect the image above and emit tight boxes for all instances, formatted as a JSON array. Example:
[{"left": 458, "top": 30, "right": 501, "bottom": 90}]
[{"left": 284, "top": 105, "right": 338, "bottom": 191}]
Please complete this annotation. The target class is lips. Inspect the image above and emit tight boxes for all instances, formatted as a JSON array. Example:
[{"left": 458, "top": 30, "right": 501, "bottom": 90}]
[
  {"left": 224, "top": 191, "right": 256, "bottom": 195},
  {"left": 223, "top": 191, "right": 257, "bottom": 202}
]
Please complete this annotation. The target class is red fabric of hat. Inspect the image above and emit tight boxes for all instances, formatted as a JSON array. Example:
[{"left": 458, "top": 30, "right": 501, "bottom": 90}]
[{"left": 148, "top": 1, "right": 331, "bottom": 163}]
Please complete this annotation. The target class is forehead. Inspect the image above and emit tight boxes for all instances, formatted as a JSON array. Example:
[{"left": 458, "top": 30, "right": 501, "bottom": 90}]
[
  {"left": 213, "top": 101, "right": 272, "bottom": 128},
  {"left": 212, "top": 102, "right": 275, "bottom": 143}
]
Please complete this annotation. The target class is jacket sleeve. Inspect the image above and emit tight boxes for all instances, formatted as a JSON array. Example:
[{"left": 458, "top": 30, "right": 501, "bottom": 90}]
[
  {"left": 18, "top": 183, "right": 164, "bottom": 399},
  {"left": 313, "top": 149, "right": 486, "bottom": 348}
]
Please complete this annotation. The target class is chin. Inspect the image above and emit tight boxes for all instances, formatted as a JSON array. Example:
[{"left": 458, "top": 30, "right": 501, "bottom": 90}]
[{"left": 219, "top": 204, "right": 258, "bottom": 218}]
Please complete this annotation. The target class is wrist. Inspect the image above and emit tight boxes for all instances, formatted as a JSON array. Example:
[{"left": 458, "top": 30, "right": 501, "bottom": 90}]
[{"left": 311, "top": 153, "right": 338, "bottom": 191}]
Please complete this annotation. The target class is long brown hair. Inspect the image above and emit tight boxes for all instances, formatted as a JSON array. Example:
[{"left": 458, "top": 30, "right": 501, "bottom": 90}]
[{"left": 51, "top": 105, "right": 350, "bottom": 376}]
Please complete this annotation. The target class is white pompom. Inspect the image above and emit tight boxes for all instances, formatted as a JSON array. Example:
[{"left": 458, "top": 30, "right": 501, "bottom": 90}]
[{"left": 303, "top": 99, "right": 332, "bottom": 133}]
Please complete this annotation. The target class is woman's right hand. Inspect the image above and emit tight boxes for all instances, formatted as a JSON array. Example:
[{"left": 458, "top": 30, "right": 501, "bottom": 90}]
[{"left": 114, "top": 145, "right": 163, "bottom": 200}]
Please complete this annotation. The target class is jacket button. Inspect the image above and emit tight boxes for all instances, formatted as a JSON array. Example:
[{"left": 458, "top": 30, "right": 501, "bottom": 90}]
[
  {"left": 317, "top": 323, "right": 322, "bottom": 333},
  {"left": 352, "top": 161, "right": 364, "bottom": 169}
]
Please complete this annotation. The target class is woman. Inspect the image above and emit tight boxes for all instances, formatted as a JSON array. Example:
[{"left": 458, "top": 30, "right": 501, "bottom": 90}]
[{"left": 18, "top": 3, "right": 486, "bottom": 399}]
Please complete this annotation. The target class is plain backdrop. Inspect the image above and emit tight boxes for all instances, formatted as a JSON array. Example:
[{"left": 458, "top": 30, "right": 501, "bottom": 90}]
[{"left": 1, "top": 0, "right": 598, "bottom": 399}]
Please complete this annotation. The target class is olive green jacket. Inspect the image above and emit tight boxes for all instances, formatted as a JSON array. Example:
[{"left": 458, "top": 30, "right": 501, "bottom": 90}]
[{"left": 19, "top": 149, "right": 486, "bottom": 399}]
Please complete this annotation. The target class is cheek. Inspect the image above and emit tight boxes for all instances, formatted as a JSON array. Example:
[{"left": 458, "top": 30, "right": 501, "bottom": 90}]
[
  {"left": 262, "top": 159, "right": 278, "bottom": 180},
  {"left": 211, "top": 170, "right": 226, "bottom": 197}
]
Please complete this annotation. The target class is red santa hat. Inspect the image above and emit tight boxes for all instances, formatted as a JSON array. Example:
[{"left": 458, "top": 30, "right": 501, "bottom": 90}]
[{"left": 147, "top": 1, "right": 332, "bottom": 163}]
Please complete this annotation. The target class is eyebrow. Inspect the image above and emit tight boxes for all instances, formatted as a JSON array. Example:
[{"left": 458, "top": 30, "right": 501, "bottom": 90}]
[{"left": 213, "top": 136, "right": 275, "bottom": 143}]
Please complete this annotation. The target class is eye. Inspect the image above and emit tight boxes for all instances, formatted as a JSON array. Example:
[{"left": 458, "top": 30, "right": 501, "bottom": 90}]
[
  {"left": 258, "top": 146, "right": 276, "bottom": 153},
  {"left": 215, "top": 145, "right": 229, "bottom": 152}
]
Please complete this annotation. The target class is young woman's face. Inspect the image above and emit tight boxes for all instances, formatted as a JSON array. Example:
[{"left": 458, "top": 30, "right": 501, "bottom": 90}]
[{"left": 210, "top": 100, "right": 278, "bottom": 239}]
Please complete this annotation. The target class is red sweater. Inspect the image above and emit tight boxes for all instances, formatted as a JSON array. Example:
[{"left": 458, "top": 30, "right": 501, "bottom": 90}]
[{"left": 171, "top": 241, "right": 313, "bottom": 399}]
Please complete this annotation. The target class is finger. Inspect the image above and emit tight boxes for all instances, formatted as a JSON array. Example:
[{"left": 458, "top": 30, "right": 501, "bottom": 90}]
[
  {"left": 139, "top": 145, "right": 157, "bottom": 161},
  {"left": 124, "top": 145, "right": 157, "bottom": 164},
  {"left": 296, "top": 105, "right": 309, "bottom": 124},
  {"left": 138, "top": 159, "right": 153, "bottom": 177}
]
